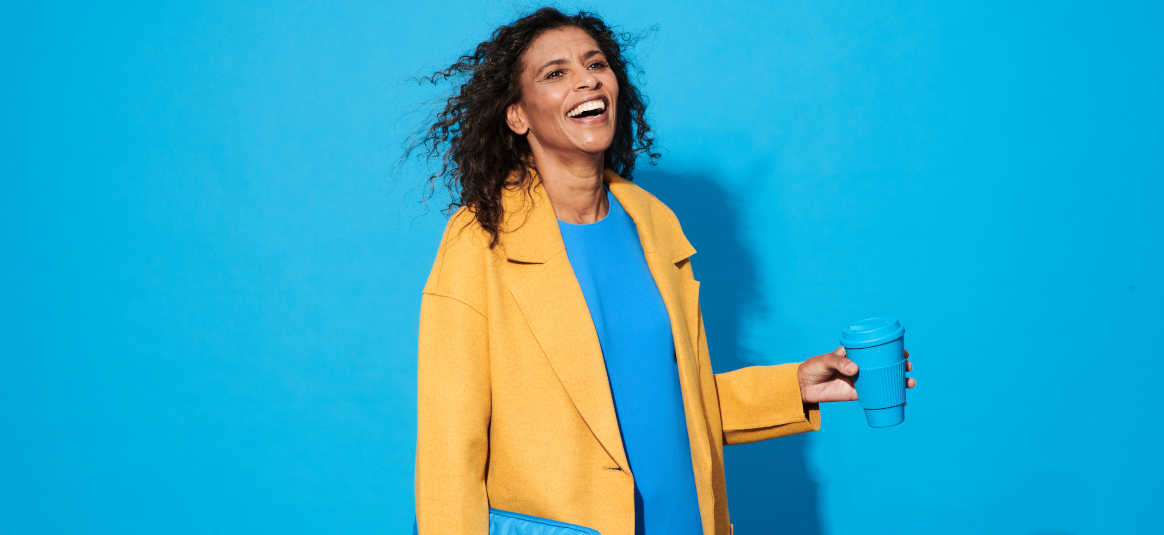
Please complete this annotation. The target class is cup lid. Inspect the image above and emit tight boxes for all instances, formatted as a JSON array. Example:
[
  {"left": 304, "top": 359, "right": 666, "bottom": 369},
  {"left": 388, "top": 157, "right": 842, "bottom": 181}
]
[{"left": 840, "top": 317, "right": 904, "bottom": 349}]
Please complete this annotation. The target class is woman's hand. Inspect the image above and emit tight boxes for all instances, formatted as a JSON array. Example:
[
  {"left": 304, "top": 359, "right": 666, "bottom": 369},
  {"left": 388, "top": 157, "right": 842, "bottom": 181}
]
[{"left": 797, "top": 347, "right": 916, "bottom": 404}]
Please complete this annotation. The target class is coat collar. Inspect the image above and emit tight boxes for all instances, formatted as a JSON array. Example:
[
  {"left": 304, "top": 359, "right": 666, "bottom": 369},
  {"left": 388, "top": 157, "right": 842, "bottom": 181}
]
[
  {"left": 499, "top": 168, "right": 697, "bottom": 265},
  {"left": 502, "top": 166, "right": 712, "bottom": 497}
]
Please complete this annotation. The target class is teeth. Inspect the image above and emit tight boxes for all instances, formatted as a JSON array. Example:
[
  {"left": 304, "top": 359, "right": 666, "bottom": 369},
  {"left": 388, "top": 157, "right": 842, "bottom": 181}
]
[{"left": 567, "top": 99, "right": 606, "bottom": 117}]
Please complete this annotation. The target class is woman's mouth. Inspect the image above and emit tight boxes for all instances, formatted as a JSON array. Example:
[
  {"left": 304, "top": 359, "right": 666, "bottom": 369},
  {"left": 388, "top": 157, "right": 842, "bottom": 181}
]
[{"left": 566, "top": 98, "right": 607, "bottom": 119}]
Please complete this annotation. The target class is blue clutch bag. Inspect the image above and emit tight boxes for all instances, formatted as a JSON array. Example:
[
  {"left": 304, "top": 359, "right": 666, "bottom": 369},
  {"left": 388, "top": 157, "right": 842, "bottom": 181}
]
[
  {"left": 488, "top": 508, "right": 600, "bottom": 535},
  {"left": 412, "top": 509, "right": 600, "bottom": 535}
]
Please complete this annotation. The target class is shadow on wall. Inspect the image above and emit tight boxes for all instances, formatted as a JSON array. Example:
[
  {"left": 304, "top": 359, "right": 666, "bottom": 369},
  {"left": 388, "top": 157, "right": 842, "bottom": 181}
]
[{"left": 641, "top": 169, "right": 822, "bottom": 535}]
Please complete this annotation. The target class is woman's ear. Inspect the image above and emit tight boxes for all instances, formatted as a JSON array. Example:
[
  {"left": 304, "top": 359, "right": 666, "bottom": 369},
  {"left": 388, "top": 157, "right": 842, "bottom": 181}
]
[{"left": 506, "top": 102, "right": 529, "bottom": 135}]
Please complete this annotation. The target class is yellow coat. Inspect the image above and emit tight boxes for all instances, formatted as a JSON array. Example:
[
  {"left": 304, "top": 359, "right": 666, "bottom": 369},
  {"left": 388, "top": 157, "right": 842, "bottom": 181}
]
[{"left": 415, "top": 169, "right": 821, "bottom": 535}]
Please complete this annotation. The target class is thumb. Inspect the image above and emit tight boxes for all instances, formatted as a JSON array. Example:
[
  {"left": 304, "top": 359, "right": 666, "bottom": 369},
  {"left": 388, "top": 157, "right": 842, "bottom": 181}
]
[{"left": 826, "top": 353, "right": 858, "bottom": 376}]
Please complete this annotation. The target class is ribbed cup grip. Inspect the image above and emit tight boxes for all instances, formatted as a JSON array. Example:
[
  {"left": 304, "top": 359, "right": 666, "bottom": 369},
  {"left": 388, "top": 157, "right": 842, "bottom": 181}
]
[{"left": 855, "top": 359, "right": 907, "bottom": 410}]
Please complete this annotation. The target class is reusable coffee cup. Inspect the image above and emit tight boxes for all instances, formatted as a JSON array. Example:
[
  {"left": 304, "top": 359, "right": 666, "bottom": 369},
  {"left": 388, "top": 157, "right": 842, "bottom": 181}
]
[{"left": 840, "top": 317, "right": 907, "bottom": 428}]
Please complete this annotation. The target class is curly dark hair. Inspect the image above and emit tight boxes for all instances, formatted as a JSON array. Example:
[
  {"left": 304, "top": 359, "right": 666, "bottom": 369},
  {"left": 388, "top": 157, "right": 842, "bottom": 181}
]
[{"left": 405, "top": 7, "right": 658, "bottom": 247}]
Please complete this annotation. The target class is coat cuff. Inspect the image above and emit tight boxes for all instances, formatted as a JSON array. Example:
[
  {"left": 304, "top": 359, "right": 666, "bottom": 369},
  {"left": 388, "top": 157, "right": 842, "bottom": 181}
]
[{"left": 715, "top": 362, "right": 822, "bottom": 445}]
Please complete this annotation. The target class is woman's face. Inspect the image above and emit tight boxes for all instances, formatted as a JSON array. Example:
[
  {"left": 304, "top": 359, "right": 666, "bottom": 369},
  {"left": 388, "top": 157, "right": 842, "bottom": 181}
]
[{"left": 507, "top": 26, "right": 619, "bottom": 160}]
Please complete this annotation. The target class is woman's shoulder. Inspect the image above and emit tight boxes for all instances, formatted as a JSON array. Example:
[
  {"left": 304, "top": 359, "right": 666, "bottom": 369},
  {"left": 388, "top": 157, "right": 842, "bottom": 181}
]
[
  {"left": 422, "top": 206, "right": 497, "bottom": 306},
  {"left": 438, "top": 205, "right": 493, "bottom": 252}
]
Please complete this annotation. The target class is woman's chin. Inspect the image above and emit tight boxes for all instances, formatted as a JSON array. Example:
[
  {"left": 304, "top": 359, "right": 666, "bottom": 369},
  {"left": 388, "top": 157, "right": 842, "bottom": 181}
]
[
  {"left": 560, "top": 146, "right": 610, "bottom": 161},
  {"left": 567, "top": 136, "right": 615, "bottom": 157}
]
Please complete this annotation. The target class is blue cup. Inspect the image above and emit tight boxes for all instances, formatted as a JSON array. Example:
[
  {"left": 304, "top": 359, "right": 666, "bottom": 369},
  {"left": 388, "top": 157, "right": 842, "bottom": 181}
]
[{"left": 840, "top": 317, "right": 907, "bottom": 428}]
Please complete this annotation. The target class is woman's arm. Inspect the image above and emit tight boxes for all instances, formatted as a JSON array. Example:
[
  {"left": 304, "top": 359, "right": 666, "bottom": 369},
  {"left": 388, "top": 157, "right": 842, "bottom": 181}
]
[
  {"left": 696, "top": 307, "right": 822, "bottom": 446},
  {"left": 705, "top": 315, "right": 917, "bottom": 446},
  {"left": 714, "top": 364, "right": 821, "bottom": 446},
  {"left": 415, "top": 292, "right": 491, "bottom": 534}
]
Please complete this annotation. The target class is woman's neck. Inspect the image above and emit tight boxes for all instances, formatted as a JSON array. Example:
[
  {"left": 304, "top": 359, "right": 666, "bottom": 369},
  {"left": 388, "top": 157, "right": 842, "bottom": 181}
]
[{"left": 531, "top": 150, "right": 609, "bottom": 225}]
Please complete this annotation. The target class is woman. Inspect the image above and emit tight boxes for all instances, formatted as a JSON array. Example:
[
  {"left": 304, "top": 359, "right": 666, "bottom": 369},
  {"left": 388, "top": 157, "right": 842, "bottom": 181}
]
[{"left": 411, "top": 8, "right": 914, "bottom": 535}]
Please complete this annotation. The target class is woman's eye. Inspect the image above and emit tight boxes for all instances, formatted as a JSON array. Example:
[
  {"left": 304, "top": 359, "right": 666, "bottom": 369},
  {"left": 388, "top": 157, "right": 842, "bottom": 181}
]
[
  {"left": 589, "top": 62, "right": 607, "bottom": 70},
  {"left": 546, "top": 70, "right": 564, "bottom": 79}
]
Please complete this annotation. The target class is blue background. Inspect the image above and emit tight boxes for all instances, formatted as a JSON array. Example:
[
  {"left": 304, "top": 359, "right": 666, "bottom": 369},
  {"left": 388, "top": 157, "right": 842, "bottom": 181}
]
[{"left": 4, "top": 1, "right": 1161, "bottom": 534}]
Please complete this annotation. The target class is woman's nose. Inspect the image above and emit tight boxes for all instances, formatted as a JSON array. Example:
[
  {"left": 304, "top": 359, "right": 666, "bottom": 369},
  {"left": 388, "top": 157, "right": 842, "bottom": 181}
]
[{"left": 574, "top": 70, "right": 600, "bottom": 90}]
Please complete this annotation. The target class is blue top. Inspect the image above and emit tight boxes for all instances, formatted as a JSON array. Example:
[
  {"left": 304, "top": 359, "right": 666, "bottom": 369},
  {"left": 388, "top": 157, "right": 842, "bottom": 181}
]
[{"left": 558, "top": 187, "right": 703, "bottom": 535}]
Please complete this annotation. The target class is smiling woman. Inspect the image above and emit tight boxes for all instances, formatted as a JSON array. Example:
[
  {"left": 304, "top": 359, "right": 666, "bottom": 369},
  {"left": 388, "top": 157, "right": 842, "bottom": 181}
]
[
  {"left": 504, "top": 25, "right": 621, "bottom": 225},
  {"left": 407, "top": 7, "right": 914, "bottom": 535},
  {"left": 407, "top": 8, "right": 655, "bottom": 245}
]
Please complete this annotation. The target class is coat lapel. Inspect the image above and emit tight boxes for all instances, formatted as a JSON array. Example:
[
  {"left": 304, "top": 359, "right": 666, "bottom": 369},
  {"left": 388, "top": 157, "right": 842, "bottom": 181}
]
[
  {"left": 500, "top": 170, "right": 707, "bottom": 488},
  {"left": 510, "top": 254, "right": 631, "bottom": 473},
  {"left": 502, "top": 177, "right": 631, "bottom": 473}
]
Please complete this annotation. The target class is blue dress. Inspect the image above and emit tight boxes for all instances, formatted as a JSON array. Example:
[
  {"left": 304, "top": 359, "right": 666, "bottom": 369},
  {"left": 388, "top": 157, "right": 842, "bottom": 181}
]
[{"left": 558, "top": 186, "right": 703, "bottom": 535}]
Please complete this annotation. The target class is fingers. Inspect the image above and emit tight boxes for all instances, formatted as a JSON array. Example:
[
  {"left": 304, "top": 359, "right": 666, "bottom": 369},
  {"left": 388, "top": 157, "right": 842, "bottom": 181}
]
[
  {"left": 905, "top": 350, "right": 915, "bottom": 388},
  {"left": 833, "top": 346, "right": 847, "bottom": 357},
  {"left": 904, "top": 349, "right": 910, "bottom": 359},
  {"left": 825, "top": 352, "right": 858, "bottom": 376}
]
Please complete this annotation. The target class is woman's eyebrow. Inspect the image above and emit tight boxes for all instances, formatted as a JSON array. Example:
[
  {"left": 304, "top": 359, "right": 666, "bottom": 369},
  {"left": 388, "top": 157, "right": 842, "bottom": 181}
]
[
  {"left": 537, "top": 58, "right": 568, "bottom": 73},
  {"left": 536, "top": 50, "right": 604, "bottom": 74}
]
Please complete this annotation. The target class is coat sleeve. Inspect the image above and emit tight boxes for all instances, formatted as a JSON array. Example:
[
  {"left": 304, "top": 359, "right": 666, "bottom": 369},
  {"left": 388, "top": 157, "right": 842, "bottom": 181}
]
[
  {"left": 415, "top": 292, "right": 491, "bottom": 534},
  {"left": 699, "top": 306, "right": 822, "bottom": 446}
]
